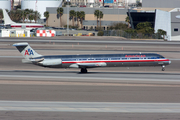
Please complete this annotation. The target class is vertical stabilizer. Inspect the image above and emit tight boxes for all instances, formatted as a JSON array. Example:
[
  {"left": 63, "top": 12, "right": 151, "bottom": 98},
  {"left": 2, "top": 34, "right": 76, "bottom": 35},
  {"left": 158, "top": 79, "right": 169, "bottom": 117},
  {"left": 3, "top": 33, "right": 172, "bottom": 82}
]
[
  {"left": 2, "top": 9, "right": 16, "bottom": 25},
  {"left": 13, "top": 42, "right": 42, "bottom": 59}
]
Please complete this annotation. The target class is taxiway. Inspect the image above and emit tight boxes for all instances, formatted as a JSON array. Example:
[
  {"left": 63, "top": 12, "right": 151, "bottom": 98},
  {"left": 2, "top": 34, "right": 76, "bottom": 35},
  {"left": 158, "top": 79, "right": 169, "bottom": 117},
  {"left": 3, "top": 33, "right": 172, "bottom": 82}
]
[{"left": 0, "top": 38, "right": 180, "bottom": 120}]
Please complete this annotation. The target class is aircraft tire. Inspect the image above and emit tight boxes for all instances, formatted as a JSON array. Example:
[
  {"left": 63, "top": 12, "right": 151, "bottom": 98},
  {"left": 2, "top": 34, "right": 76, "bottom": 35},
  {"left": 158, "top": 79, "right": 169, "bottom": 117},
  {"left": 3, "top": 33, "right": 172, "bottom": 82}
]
[{"left": 81, "top": 68, "right": 87, "bottom": 73}]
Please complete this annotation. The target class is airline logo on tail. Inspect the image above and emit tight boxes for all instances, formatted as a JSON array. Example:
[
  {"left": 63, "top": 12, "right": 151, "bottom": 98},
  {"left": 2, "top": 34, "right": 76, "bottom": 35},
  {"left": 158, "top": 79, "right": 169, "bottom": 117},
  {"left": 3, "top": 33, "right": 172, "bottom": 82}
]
[{"left": 25, "top": 49, "right": 34, "bottom": 55}]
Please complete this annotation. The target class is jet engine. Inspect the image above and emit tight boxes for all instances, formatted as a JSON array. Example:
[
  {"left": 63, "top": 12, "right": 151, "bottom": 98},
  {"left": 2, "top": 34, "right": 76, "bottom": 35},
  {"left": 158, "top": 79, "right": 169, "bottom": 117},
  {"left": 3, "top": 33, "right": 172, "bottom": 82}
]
[{"left": 38, "top": 59, "right": 62, "bottom": 66}]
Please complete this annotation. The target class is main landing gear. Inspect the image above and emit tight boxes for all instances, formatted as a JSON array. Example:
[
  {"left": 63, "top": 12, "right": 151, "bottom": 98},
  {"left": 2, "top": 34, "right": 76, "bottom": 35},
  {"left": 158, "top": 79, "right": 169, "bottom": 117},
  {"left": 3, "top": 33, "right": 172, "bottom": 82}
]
[
  {"left": 162, "top": 65, "right": 165, "bottom": 71},
  {"left": 81, "top": 68, "right": 88, "bottom": 73}
]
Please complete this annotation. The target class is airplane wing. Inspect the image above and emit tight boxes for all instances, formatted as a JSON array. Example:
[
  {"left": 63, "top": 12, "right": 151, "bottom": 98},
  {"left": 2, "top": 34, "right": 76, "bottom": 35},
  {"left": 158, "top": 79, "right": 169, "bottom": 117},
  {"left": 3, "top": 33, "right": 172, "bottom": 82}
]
[{"left": 69, "top": 63, "right": 107, "bottom": 68}]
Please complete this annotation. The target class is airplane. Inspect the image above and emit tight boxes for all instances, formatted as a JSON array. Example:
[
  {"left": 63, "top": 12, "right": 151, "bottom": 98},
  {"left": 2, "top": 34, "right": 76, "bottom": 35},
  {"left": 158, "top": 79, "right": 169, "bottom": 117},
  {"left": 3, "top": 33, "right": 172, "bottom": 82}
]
[
  {"left": 2, "top": 9, "right": 44, "bottom": 29},
  {"left": 13, "top": 42, "right": 171, "bottom": 73}
]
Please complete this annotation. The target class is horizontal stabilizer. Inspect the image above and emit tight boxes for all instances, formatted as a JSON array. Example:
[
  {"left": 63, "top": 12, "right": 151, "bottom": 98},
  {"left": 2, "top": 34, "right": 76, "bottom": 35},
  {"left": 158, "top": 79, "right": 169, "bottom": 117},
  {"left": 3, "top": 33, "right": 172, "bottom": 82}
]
[
  {"left": 22, "top": 59, "right": 32, "bottom": 64},
  {"left": 13, "top": 42, "right": 29, "bottom": 47}
]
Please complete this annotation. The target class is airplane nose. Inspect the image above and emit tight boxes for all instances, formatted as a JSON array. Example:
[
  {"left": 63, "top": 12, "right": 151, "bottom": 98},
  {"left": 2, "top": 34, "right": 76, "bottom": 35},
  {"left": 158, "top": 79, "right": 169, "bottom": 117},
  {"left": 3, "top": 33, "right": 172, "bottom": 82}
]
[{"left": 169, "top": 60, "right": 171, "bottom": 64}]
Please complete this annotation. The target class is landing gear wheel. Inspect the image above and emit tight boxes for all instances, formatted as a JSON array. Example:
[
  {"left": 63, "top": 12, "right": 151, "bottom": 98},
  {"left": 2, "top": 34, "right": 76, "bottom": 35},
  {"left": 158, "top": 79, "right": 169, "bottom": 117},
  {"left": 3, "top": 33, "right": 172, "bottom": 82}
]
[
  {"left": 81, "top": 68, "right": 87, "bottom": 73},
  {"left": 162, "top": 65, "right": 165, "bottom": 71}
]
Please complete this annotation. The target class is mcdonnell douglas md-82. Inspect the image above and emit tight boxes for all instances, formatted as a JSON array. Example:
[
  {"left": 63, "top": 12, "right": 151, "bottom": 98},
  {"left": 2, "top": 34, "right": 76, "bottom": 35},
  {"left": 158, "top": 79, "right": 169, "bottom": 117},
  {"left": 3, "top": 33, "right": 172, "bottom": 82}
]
[{"left": 13, "top": 42, "right": 171, "bottom": 73}]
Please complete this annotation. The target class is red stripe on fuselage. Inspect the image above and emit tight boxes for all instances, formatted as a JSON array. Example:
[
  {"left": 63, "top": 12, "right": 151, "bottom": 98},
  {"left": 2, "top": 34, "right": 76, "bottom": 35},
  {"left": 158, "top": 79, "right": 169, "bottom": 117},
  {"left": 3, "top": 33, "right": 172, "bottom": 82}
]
[
  {"left": 11, "top": 25, "right": 21, "bottom": 28},
  {"left": 62, "top": 59, "right": 170, "bottom": 64}
]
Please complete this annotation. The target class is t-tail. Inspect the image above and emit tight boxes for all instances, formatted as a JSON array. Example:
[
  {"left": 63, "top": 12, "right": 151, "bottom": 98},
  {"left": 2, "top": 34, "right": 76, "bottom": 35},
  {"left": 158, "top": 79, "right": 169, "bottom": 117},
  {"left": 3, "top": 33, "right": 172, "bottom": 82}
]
[
  {"left": 13, "top": 43, "right": 42, "bottom": 61},
  {"left": 2, "top": 9, "right": 16, "bottom": 25}
]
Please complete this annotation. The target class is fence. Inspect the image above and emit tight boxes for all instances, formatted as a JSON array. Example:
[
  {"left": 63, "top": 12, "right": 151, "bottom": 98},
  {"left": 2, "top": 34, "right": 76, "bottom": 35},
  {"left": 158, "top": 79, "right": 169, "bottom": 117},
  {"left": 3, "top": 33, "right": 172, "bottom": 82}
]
[{"left": 103, "top": 30, "right": 164, "bottom": 39}]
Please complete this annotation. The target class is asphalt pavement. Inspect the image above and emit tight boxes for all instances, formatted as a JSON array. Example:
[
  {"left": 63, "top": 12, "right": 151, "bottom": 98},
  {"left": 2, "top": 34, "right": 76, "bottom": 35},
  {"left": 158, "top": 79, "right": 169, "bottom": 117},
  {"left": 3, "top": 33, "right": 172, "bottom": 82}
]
[{"left": 0, "top": 38, "right": 180, "bottom": 120}]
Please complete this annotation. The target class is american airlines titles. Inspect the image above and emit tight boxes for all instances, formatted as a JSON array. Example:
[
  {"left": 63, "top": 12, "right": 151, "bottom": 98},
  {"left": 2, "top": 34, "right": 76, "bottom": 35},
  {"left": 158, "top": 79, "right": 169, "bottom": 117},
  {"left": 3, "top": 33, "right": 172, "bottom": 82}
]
[{"left": 125, "top": 55, "right": 146, "bottom": 58}]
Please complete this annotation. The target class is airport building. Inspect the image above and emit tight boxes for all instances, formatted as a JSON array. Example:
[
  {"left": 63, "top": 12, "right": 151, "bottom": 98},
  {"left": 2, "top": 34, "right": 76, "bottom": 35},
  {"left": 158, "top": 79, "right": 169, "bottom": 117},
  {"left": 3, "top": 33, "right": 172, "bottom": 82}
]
[
  {"left": 47, "top": 7, "right": 129, "bottom": 30},
  {"left": 128, "top": 9, "right": 171, "bottom": 40},
  {"left": 129, "top": 0, "right": 180, "bottom": 41},
  {"left": 70, "top": 0, "right": 140, "bottom": 7}
]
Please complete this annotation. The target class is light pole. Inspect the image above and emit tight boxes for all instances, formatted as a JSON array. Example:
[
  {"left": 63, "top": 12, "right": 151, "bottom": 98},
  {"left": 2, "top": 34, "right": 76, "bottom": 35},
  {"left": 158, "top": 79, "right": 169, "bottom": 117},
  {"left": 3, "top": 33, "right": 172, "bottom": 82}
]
[
  {"left": 99, "top": 3, "right": 100, "bottom": 29},
  {"left": 118, "top": 1, "right": 119, "bottom": 22},
  {"left": 67, "top": 1, "right": 69, "bottom": 36},
  {"left": 76, "top": 3, "right": 77, "bottom": 27}
]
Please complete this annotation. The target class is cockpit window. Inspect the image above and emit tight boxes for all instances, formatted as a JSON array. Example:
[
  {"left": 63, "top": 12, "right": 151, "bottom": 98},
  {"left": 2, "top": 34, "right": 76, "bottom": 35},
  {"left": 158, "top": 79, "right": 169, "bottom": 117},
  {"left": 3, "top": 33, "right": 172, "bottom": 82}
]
[{"left": 159, "top": 55, "right": 164, "bottom": 58}]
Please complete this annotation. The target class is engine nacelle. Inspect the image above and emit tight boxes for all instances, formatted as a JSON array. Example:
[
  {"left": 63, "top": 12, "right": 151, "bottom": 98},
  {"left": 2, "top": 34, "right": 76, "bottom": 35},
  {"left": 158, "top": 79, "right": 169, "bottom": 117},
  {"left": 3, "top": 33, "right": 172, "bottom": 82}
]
[{"left": 39, "top": 59, "right": 62, "bottom": 66}]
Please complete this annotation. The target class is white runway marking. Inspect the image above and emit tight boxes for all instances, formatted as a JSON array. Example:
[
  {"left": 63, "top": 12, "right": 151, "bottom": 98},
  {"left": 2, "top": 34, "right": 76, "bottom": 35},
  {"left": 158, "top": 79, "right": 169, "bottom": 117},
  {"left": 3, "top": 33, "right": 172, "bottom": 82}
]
[{"left": 0, "top": 101, "right": 180, "bottom": 113}]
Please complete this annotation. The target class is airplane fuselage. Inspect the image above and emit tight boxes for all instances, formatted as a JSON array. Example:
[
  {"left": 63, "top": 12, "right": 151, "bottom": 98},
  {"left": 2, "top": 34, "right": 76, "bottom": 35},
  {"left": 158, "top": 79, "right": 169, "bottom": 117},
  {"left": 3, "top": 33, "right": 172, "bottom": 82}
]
[
  {"left": 10, "top": 23, "right": 44, "bottom": 29},
  {"left": 31, "top": 53, "right": 171, "bottom": 69}
]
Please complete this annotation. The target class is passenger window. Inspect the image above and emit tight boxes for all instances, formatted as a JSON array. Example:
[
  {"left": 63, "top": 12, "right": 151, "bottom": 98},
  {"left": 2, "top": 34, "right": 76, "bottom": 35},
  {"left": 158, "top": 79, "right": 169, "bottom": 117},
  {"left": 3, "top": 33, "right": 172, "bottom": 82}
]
[
  {"left": 96, "top": 58, "right": 102, "bottom": 60},
  {"left": 88, "top": 58, "right": 94, "bottom": 60},
  {"left": 174, "top": 28, "right": 178, "bottom": 32}
]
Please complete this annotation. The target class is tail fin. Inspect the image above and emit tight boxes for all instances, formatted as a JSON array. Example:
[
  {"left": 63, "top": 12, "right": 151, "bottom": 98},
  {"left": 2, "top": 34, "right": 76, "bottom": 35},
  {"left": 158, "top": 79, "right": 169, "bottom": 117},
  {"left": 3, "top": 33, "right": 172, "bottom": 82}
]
[
  {"left": 2, "top": 9, "right": 16, "bottom": 25},
  {"left": 13, "top": 42, "right": 42, "bottom": 59}
]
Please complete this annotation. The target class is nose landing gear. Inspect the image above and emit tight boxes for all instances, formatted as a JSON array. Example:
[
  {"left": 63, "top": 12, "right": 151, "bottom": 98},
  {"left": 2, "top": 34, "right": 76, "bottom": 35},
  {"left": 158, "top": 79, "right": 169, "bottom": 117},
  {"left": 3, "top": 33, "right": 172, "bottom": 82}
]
[{"left": 162, "top": 65, "right": 165, "bottom": 71}]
